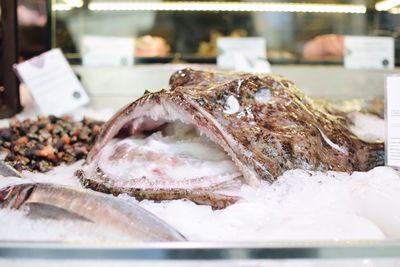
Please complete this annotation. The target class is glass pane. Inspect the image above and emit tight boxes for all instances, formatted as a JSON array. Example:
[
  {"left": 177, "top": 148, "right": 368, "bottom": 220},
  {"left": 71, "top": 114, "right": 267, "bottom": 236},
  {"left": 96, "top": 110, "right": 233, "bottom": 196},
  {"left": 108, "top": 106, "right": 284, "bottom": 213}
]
[{"left": 51, "top": 0, "right": 400, "bottom": 64}]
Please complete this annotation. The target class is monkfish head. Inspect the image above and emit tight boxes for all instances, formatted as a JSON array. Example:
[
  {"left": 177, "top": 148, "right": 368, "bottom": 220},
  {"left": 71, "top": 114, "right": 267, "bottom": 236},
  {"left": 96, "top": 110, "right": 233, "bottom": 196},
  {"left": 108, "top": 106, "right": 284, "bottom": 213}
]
[{"left": 80, "top": 68, "right": 384, "bottom": 208}]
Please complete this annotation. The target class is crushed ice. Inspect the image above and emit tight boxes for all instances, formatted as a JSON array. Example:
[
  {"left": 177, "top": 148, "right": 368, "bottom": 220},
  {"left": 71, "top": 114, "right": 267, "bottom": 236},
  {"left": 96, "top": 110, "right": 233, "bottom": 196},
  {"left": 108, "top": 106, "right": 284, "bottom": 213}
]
[{"left": 0, "top": 111, "right": 397, "bottom": 242}]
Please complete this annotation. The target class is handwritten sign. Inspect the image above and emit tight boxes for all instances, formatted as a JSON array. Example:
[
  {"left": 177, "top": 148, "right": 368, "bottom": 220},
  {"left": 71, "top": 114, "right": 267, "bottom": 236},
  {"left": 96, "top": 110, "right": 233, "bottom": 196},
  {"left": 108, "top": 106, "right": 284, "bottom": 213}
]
[{"left": 14, "top": 48, "right": 90, "bottom": 116}]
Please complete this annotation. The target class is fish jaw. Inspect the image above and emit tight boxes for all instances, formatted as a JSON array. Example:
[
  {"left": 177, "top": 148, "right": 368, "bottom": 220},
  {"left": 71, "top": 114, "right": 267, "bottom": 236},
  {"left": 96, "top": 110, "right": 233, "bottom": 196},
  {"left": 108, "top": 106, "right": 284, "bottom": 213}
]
[
  {"left": 86, "top": 90, "right": 261, "bottom": 186},
  {"left": 76, "top": 169, "right": 240, "bottom": 210}
]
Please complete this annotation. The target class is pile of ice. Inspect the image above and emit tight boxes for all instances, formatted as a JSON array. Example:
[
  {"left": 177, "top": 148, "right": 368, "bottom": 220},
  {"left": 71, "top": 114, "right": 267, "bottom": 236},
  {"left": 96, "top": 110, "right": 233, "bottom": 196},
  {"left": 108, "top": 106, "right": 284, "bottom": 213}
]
[
  {"left": 0, "top": 110, "right": 398, "bottom": 242},
  {"left": 139, "top": 166, "right": 400, "bottom": 241},
  {"left": 347, "top": 112, "right": 385, "bottom": 142},
  {"left": 0, "top": 162, "right": 399, "bottom": 242}
]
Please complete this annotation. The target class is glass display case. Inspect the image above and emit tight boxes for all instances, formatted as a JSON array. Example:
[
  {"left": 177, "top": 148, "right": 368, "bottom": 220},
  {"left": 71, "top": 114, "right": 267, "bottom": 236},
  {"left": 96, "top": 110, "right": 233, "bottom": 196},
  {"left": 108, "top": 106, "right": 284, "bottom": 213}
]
[
  {"left": 47, "top": 0, "right": 400, "bottom": 65},
  {"left": 41, "top": 0, "right": 400, "bottom": 109},
  {"left": 2, "top": 0, "right": 400, "bottom": 265}
]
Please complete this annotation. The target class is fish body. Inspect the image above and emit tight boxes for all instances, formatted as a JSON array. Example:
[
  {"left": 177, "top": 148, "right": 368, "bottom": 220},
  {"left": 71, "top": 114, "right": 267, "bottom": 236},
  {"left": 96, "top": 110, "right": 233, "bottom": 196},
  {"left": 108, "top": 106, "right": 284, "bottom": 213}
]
[
  {"left": 0, "top": 182, "right": 186, "bottom": 241},
  {"left": 81, "top": 68, "right": 384, "bottom": 207}
]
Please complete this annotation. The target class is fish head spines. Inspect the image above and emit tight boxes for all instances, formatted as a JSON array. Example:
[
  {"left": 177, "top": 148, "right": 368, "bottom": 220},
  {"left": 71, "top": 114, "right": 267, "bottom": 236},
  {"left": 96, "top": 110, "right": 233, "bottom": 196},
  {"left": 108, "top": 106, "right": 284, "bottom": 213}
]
[
  {"left": 169, "top": 68, "right": 194, "bottom": 89},
  {"left": 143, "top": 90, "right": 152, "bottom": 96}
]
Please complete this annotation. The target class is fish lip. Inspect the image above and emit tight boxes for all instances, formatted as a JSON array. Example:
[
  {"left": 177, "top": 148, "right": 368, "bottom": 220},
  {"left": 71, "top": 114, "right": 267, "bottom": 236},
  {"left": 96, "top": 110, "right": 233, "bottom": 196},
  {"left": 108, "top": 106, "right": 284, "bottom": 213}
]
[
  {"left": 86, "top": 93, "right": 154, "bottom": 163},
  {"left": 77, "top": 166, "right": 240, "bottom": 210}
]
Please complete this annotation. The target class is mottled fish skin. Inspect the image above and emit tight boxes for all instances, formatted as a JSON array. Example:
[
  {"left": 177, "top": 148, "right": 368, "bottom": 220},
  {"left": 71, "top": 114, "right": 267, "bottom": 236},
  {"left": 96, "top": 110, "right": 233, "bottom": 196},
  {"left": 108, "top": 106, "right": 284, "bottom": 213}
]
[
  {"left": 0, "top": 183, "right": 186, "bottom": 241},
  {"left": 86, "top": 68, "right": 384, "bottom": 186}
]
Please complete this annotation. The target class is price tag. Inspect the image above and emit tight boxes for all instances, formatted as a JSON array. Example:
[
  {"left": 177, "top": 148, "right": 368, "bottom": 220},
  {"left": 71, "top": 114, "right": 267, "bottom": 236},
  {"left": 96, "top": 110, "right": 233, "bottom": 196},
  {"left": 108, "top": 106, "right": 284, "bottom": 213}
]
[
  {"left": 217, "top": 37, "right": 266, "bottom": 70},
  {"left": 81, "top": 36, "right": 134, "bottom": 66},
  {"left": 14, "top": 48, "right": 90, "bottom": 116},
  {"left": 385, "top": 75, "right": 400, "bottom": 168},
  {"left": 344, "top": 36, "right": 394, "bottom": 70}
]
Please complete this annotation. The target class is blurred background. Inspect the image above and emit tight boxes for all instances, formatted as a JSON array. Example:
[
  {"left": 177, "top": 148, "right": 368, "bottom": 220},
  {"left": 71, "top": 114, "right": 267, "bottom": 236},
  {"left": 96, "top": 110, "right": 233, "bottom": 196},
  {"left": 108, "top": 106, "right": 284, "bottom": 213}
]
[{"left": 16, "top": 0, "right": 400, "bottom": 64}]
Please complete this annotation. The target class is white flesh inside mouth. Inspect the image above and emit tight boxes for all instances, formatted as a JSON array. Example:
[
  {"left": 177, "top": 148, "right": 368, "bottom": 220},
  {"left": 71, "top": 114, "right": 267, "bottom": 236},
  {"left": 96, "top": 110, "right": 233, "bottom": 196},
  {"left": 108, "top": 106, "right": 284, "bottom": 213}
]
[{"left": 90, "top": 103, "right": 242, "bottom": 190}]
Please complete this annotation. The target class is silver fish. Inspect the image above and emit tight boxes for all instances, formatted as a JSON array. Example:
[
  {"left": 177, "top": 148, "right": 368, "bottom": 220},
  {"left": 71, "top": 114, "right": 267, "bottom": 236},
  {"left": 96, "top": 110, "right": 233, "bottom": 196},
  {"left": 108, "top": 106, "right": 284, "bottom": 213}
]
[{"left": 0, "top": 183, "right": 186, "bottom": 241}]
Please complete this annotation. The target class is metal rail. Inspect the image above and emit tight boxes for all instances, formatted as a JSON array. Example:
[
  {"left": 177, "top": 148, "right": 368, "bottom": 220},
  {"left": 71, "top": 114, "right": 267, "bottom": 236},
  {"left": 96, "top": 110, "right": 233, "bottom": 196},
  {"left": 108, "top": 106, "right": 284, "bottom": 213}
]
[{"left": 1, "top": 241, "right": 400, "bottom": 260}]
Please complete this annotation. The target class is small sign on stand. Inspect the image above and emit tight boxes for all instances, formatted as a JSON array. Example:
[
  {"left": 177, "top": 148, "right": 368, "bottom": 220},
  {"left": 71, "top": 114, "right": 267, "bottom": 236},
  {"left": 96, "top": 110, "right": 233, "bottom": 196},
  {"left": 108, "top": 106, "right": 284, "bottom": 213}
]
[
  {"left": 14, "top": 48, "right": 90, "bottom": 116},
  {"left": 385, "top": 75, "right": 400, "bottom": 169},
  {"left": 344, "top": 36, "right": 394, "bottom": 70},
  {"left": 81, "top": 36, "right": 134, "bottom": 67},
  {"left": 217, "top": 37, "right": 268, "bottom": 72}
]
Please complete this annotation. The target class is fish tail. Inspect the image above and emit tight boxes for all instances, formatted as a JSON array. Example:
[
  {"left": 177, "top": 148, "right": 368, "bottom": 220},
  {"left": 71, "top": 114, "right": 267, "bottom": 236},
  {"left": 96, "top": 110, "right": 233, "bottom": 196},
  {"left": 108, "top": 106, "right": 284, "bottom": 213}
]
[{"left": 0, "top": 184, "right": 35, "bottom": 209}]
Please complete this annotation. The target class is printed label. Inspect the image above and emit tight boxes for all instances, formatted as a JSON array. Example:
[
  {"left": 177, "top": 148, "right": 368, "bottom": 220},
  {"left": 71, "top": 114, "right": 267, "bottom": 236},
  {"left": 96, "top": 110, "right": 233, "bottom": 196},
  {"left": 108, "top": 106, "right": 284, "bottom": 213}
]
[
  {"left": 82, "top": 35, "right": 134, "bottom": 66},
  {"left": 386, "top": 75, "right": 400, "bottom": 168},
  {"left": 345, "top": 36, "right": 394, "bottom": 70},
  {"left": 14, "top": 48, "right": 90, "bottom": 116},
  {"left": 217, "top": 37, "right": 267, "bottom": 71}
]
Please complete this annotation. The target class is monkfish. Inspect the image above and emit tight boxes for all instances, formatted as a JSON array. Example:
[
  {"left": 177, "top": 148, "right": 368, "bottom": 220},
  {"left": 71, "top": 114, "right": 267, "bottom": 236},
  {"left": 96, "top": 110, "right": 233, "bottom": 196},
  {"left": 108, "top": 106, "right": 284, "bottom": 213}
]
[{"left": 78, "top": 68, "right": 384, "bottom": 209}]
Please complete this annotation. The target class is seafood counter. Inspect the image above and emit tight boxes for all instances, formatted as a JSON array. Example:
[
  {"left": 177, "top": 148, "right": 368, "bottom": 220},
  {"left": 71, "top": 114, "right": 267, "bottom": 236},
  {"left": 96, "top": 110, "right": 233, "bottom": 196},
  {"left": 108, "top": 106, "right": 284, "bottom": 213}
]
[{"left": 0, "top": 68, "right": 399, "bottom": 246}]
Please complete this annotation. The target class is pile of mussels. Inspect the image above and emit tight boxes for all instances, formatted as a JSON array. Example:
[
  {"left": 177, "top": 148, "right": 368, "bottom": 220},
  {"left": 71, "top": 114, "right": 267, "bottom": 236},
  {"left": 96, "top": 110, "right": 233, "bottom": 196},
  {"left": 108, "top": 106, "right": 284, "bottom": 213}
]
[{"left": 0, "top": 116, "right": 103, "bottom": 172}]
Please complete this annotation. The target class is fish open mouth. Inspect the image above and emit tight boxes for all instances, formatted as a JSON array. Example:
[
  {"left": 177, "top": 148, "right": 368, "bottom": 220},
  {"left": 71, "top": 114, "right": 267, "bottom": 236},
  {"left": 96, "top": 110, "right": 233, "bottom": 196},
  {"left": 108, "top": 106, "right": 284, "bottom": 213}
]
[{"left": 78, "top": 95, "right": 244, "bottom": 209}]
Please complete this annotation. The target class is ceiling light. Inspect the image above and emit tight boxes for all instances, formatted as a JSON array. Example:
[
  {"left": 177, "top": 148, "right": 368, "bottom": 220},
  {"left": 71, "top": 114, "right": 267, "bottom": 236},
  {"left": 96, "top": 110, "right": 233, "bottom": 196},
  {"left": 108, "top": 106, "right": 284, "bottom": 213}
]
[
  {"left": 388, "top": 6, "right": 400, "bottom": 13},
  {"left": 88, "top": 2, "right": 367, "bottom": 14},
  {"left": 53, "top": 3, "right": 72, "bottom": 11},
  {"left": 375, "top": 0, "right": 400, "bottom": 11},
  {"left": 64, "top": 0, "right": 84, "bottom": 8}
]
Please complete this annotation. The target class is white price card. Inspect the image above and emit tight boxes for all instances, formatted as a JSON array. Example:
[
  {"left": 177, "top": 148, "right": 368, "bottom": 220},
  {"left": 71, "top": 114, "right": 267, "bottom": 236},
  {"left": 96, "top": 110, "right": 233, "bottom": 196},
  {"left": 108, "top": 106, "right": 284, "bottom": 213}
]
[
  {"left": 81, "top": 35, "right": 134, "bottom": 67},
  {"left": 344, "top": 36, "right": 394, "bottom": 70},
  {"left": 385, "top": 75, "right": 400, "bottom": 168},
  {"left": 217, "top": 37, "right": 266, "bottom": 70},
  {"left": 14, "top": 48, "right": 90, "bottom": 116}
]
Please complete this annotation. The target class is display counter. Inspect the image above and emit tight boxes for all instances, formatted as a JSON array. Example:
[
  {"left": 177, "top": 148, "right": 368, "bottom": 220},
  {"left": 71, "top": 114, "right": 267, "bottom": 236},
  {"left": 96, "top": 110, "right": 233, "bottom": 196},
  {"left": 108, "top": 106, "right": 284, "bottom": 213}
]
[
  {"left": 1, "top": 64, "right": 400, "bottom": 266},
  {"left": 73, "top": 64, "right": 400, "bottom": 108},
  {"left": 3, "top": 0, "right": 400, "bottom": 265}
]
